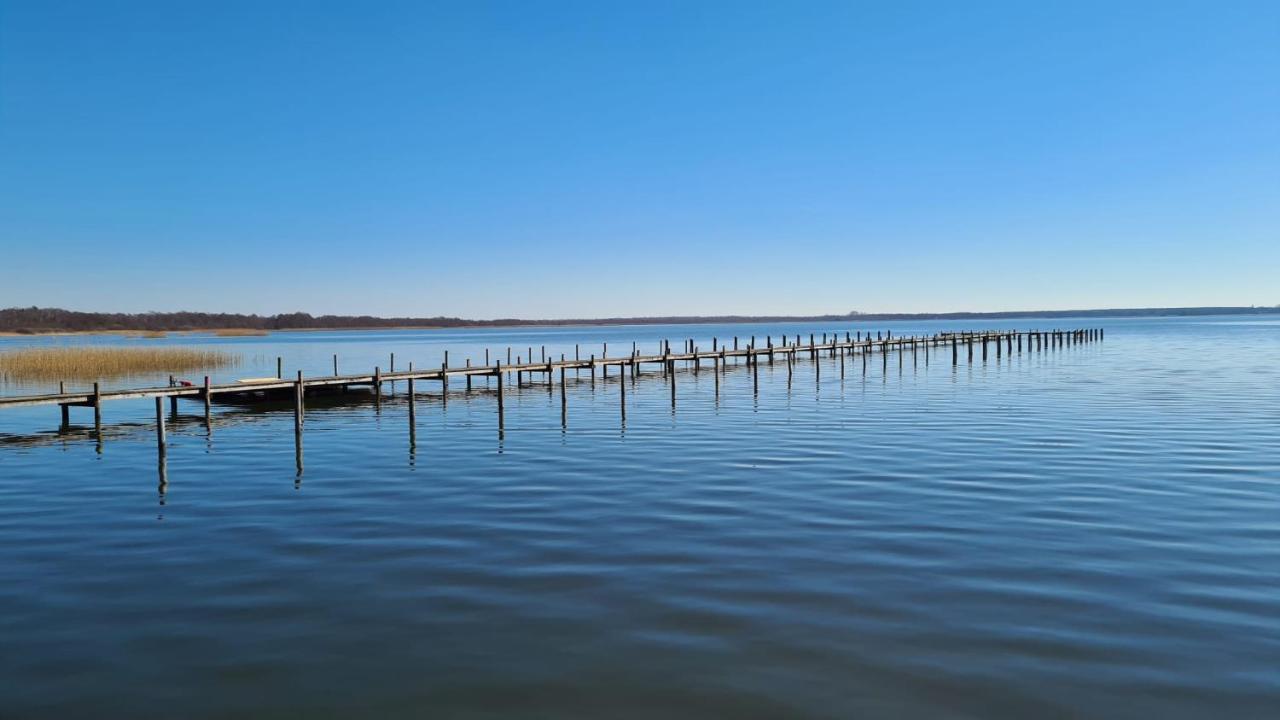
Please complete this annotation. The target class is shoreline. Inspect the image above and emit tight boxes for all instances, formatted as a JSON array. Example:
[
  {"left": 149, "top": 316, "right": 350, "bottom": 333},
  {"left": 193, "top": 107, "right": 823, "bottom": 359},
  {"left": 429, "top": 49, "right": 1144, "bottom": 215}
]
[{"left": 2, "top": 306, "right": 1279, "bottom": 338}]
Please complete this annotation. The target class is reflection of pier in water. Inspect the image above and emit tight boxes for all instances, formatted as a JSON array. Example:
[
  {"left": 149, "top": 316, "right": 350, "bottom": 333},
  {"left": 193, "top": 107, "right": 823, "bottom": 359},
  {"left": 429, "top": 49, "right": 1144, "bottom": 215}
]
[{"left": 1, "top": 328, "right": 1104, "bottom": 482}]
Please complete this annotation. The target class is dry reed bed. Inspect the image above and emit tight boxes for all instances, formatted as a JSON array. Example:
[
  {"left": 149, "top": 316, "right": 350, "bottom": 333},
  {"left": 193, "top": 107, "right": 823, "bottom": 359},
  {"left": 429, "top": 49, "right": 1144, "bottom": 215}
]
[
  {"left": 212, "top": 328, "right": 269, "bottom": 337},
  {"left": 0, "top": 347, "right": 240, "bottom": 383}
]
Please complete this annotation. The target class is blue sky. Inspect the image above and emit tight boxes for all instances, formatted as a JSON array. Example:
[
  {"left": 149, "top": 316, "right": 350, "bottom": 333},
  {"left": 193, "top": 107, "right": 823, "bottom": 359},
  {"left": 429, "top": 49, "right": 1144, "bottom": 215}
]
[{"left": 1, "top": 1, "right": 1276, "bottom": 318}]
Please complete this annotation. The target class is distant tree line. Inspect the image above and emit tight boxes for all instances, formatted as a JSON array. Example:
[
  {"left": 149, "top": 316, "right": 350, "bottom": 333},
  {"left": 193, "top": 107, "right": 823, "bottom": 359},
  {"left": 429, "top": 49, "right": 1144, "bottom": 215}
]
[{"left": 1, "top": 305, "right": 1277, "bottom": 334}]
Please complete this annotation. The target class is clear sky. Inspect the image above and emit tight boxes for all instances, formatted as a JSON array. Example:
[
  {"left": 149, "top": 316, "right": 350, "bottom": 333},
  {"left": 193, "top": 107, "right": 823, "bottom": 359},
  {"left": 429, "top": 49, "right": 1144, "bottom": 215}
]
[{"left": 1, "top": 1, "right": 1276, "bottom": 319}]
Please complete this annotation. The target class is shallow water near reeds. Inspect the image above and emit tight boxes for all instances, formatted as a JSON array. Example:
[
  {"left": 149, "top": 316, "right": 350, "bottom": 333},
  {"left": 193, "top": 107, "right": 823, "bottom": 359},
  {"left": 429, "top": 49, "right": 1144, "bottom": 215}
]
[{"left": 1, "top": 316, "right": 1278, "bottom": 718}]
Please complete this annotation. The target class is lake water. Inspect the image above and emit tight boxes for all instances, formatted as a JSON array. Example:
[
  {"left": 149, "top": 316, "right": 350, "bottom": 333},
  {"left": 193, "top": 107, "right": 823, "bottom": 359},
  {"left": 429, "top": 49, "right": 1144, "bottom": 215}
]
[{"left": 1, "top": 316, "right": 1278, "bottom": 718}]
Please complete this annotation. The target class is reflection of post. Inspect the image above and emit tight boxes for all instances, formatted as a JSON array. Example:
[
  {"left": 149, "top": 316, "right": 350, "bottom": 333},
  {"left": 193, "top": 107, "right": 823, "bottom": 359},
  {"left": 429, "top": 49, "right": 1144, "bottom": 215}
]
[{"left": 157, "top": 446, "right": 168, "bottom": 503}]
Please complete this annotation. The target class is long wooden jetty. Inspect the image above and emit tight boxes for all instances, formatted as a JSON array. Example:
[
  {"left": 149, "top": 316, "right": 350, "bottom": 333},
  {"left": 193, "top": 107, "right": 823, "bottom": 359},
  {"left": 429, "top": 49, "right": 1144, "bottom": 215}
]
[{"left": 1, "top": 328, "right": 1102, "bottom": 455}]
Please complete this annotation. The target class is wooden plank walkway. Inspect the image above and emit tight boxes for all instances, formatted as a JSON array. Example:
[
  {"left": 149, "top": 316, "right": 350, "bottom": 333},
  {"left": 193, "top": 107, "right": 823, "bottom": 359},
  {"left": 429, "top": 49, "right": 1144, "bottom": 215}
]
[{"left": 0, "top": 328, "right": 1103, "bottom": 454}]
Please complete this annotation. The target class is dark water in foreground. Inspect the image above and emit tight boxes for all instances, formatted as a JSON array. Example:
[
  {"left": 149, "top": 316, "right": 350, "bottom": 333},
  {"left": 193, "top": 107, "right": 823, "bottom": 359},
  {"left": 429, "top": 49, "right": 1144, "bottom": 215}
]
[{"left": 1, "top": 317, "right": 1278, "bottom": 718}]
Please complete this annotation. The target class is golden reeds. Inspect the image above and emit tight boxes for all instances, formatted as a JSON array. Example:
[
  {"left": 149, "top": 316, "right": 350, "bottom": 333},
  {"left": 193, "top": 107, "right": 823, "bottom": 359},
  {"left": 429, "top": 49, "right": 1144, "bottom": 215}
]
[
  {"left": 212, "top": 328, "right": 269, "bottom": 337},
  {"left": 0, "top": 347, "right": 240, "bottom": 382}
]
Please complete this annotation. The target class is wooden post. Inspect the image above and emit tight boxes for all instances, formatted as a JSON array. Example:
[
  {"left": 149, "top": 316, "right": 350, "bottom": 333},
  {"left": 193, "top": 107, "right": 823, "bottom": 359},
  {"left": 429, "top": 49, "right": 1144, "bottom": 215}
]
[
  {"left": 714, "top": 355, "right": 720, "bottom": 397},
  {"left": 671, "top": 359, "right": 677, "bottom": 407},
  {"left": 203, "top": 375, "right": 211, "bottom": 427},
  {"left": 441, "top": 362, "right": 448, "bottom": 405},
  {"left": 374, "top": 367, "right": 382, "bottom": 408},
  {"left": 155, "top": 396, "right": 165, "bottom": 449},
  {"left": 296, "top": 370, "right": 305, "bottom": 425},
  {"left": 334, "top": 354, "right": 339, "bottom": 375},
  {"left": 952, "top": 338, "right": 958, "bottom": 365},
  {"left": 559, "top": 366, "right": 567, "bottom": 425},
  {"left": 390, "top": 352, "right": 395, "bottom": 372},
  {"left": 277, "top": 357, "right": 282, "bottom": 379},
  {"left": 495, "top": 364, "right": 505, "bottom": 431},
  {"left": 408, "top": 366, "right": 416, "bottom": 445},
  {"left": 93, "top": 382, "right": 102, "bottom": 438},
  {"left": 619, "top": 363, "right": 626, "bottom": 423}
]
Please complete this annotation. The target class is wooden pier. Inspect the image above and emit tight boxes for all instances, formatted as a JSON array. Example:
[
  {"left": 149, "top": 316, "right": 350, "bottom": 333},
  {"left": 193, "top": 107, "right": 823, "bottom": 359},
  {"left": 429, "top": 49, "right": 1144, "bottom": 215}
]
[{"left": 0, "top": 328, "right": 1103, "bottom": 459}]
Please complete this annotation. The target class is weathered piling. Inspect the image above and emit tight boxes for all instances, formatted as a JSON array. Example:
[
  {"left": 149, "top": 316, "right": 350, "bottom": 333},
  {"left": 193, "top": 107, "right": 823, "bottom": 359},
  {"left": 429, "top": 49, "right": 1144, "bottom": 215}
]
[
  {"left": 295, "top": 370, "right": 304, "bottom": 427},
  {"left": 203, "top": 375, "right": 212, "bottom": 426},
  {"left": 670, "top": 359, "right": 677, "bottom": 407},
  {"left": 155, "top": 396, "right": 165, "bottom": 449},
  {"left": 93, "top": 382, "right": 102, "bottom": 436},
  {"left": 495, "top": 363, "right": 505, "bottom": 431},
  {"left": 59, "top": 381, "right": 69, "bottom": 428},
  {"left": 407, "top": 362, "right": 416, "bottom": 444}
]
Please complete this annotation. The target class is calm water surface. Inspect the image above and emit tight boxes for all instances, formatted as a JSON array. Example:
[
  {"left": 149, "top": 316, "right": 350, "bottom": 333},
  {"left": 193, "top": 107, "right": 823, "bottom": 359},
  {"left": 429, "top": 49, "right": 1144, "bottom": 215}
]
[{"left": 1, "top": 317, "right": 1278, "bottom": 718}]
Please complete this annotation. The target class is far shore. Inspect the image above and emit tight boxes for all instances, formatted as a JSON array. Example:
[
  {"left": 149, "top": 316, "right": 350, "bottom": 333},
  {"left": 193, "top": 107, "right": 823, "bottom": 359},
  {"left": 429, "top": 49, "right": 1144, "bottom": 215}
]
[{"left": 2, "top": 305, "right": 1279, "bottom": 339}]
